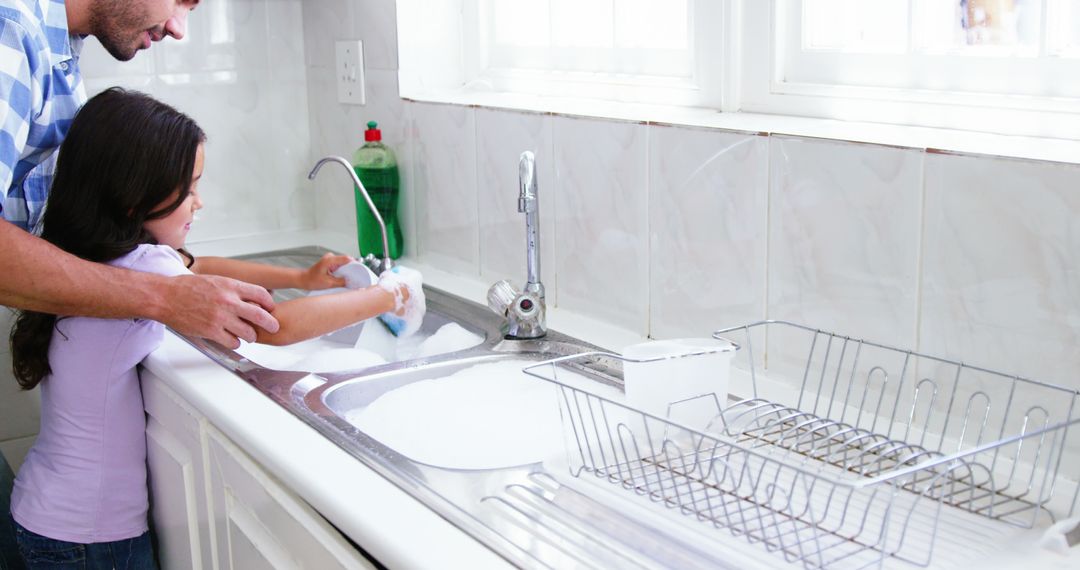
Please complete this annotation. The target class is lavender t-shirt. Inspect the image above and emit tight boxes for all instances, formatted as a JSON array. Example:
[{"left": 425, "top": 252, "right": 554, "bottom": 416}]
[{"left": 11, "top": 244, "right": 190, "bottom": 543}]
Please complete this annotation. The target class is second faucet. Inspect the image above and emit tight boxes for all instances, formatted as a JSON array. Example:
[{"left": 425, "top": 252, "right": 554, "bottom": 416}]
[{"left": 487, "top": 151, "right": 546, "bottom": 339}]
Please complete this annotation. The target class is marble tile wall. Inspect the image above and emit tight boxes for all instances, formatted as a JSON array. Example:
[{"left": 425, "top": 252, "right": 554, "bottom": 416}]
[
  {"left": 767, "top": 137, "right": 924, "bottom": 349},
  {"left": 648, "top": 126, "right": 768, "bottom": 339},
  {"left": 80, "top": 0, "right": 314, "bottom": 242}
]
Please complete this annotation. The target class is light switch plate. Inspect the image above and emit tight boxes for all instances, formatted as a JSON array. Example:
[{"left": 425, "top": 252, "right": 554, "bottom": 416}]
[{"left": 335, "top": 40, "right": 366, "bottom": 105}]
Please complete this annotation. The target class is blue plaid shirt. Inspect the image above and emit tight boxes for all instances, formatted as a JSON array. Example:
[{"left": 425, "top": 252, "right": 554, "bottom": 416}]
[{"left": 0, "top": 0, "right": 85, "bottom": 232}]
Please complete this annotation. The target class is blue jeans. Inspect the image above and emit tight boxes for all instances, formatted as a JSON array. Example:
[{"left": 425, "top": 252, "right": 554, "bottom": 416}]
[{"left": 13, "top": 524, "right": 156, "bottom": 570}]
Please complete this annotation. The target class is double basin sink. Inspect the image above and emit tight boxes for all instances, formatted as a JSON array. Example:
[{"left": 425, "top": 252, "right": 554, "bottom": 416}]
[{"left": 180, "top": 246, "right": 731, "bottom": 569}]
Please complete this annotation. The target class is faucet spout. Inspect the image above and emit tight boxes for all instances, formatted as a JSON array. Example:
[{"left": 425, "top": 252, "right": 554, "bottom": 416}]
[
  {"left": 308, "top": 156, "right": 394, "bottom": 274},
  {"left": 518, "top": 151, "right": 543, "bottom": 299}
]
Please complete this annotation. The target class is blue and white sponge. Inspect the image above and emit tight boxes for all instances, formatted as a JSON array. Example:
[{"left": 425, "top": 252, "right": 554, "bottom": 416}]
[{"left": 377, "top": 266, "right": 426, "bottom": 337}]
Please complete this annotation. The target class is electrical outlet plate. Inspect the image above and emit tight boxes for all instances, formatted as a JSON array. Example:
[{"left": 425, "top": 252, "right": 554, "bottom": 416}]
[{"left": 335, "top": 40, "right": 366, "bottom": 105}]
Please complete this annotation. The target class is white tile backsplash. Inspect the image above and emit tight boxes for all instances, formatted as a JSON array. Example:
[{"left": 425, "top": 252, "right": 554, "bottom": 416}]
[
  {"left": 649, "top": 126, "right": 768, "bottom": 338},
  {"left": 79, "top": 0, "right": 314, "bottom": 242},
  {"left": 306, "top": 65, "right": 355, "bottom": 232},
  {"left": 354, "top": 0, "right": 399, "bottom": 71},
  {"left": 154, "top": 0, "right": 270, "bottom": 79},
  {"left": 920, "top": 153, "right": 1080, "bottom": 388},
  {"left": 302, "top": 0, "right": 356, "bottom": 70},
  {"left": 410, "top": 102, "right": 479, "bottom": 274},
  {"left": 767, "top": 137, "right": 923, "bottom": 349},
  {"left": 266, "top": 0, "right": 308, "bottom": 83},
  {"left": 149, "top": 79, "right": 314, "bottom": 241},
  {"left": 552, "top": 116, "right": 649, "bottom": 334}
]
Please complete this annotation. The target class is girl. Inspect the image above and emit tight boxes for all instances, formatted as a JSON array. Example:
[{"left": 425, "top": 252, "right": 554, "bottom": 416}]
[{"left": 8, "top": 88, "right": 414, "bottom": 569}]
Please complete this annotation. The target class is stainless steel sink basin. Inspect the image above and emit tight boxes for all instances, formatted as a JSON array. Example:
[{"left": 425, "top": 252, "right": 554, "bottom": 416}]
[{"left": 179, "top": 246, "right": 732, "bottom": 569}]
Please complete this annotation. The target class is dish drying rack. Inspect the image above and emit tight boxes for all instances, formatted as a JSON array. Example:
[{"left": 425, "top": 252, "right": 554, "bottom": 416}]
[{"left": 522, "top": 321, "right": 1080, "bottom": 569}]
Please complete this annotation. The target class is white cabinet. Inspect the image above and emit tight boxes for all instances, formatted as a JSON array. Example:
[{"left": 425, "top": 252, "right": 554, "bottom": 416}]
[
  {"left": 143, "top": 371, "right": 214, "bottom": 570},
  {"left": 143, "top": 372, "right": 374, "bottom": 570}
]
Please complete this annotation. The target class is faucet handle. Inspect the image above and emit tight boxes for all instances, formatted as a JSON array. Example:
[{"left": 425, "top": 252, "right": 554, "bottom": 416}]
[
  {"left": 487, "top": 279, "right": 519, "bottom": 316},
  {"left": 359, "top": 253, "right": 393, "bottom": 276}
]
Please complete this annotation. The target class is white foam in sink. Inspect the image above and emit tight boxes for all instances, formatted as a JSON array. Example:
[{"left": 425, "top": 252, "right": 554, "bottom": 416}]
[
  {"left": 233, "top": 322, "right": 484, "bottom": 373},
  {"left": 344, "top": 359, "right": 566, "bottom": 470}
]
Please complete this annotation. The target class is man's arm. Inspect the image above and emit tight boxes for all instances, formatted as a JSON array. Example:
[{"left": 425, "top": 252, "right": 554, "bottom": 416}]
[{"left": 0, "top": 222, "right": 279, "bottom": 348}]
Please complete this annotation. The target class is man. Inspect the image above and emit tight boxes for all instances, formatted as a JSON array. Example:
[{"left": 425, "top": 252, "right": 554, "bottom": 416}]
[
  {"left": 0, "top": 0, "right": 279, "bottom": 347},
  {"left": 0, "top": 2, "right": 277, "bottom": 566}
]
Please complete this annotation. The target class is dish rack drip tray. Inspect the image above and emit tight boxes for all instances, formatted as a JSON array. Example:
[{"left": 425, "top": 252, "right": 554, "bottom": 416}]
[{"left": 523, "top": 321, "right": 1080, "bottom": 569}]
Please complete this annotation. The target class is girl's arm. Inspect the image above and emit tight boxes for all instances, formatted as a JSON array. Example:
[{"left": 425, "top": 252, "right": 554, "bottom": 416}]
[
  {"left": 191, "top": 252, "right": 352, "bottom": 291},
  {"left": 255, "top": 285, "right": 405, "bottom": 346}
]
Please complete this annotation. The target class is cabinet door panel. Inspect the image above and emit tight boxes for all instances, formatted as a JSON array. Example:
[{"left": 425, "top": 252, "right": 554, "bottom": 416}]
[
  {"left": 206, "top": 427, "right": 373, "bottom": 570},
  {"left": 143, "top": 375, "right": 216, "bottom": 570}
]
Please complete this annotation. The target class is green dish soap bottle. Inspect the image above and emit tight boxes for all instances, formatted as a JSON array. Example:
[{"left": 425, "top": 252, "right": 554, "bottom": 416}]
[{"left": 351, "top": 121, "right": 403, "bottom": 259}]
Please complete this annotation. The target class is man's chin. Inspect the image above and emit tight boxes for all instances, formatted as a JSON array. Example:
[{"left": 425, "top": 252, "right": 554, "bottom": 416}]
[{"left": 99, "top": 40, "right": 140, "bottom": 62}]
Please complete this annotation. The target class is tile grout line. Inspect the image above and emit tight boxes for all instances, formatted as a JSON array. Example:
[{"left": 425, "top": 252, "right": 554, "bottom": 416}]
[
  {"left": 644, "top": 123, "right": 652, "bottom": 339},
  {"left": 763, "top": 135, "right": 773, "bottom": 325},
  {"left": 472, "top": 107, "right": 481, "bottom": 278},
  {"left": 913, "top": 150, "right": 929, "bottom": 356}
]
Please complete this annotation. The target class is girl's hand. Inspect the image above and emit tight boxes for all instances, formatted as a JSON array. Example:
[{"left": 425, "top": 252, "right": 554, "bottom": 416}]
[
  {"left": 375, "top": 272, "right": 412, "bottom": 316},
  {"left": 389, "top": 281, "right": 411, "bottom": 316},
  {"left": 300, "top": 252, "right": 351, "bottom": 290}
]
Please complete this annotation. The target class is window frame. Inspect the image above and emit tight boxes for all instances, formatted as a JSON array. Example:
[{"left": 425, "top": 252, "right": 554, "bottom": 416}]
[
  {"left": 739, "top": 0, "right": 1080, "bottom": 139},
  {"left": 398, "top": 0, "right": 1080, "bottom": 140},
  {"left": 456, "top": 0, "right": 731, "bottom": 109}
]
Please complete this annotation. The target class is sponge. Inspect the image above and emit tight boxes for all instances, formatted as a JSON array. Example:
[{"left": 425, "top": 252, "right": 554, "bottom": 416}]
[{"left": 377, "top": 266, "right": 426, "bottom": 337}]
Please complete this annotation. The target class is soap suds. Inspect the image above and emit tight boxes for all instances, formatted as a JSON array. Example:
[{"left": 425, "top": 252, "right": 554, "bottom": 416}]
[
  {"left": 236, "top": 340, "right": 388, "bottom": 373},
  {"left": 345, "top": 359, "right": 563, "bottom": 470},
  {"left": 283, "top": 347, "right": 387, "bottom": 373},
  {"left": 416, "top": 323, "right": 484, "bottom": 359},
  {"left": 377, "top": 266, "right": 426, "bottom": 337}
]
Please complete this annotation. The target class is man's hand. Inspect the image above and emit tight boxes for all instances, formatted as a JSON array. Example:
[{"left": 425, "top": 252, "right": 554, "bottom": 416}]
[{"left": 162, "top": 274, "right": 279, "bottom": 348}]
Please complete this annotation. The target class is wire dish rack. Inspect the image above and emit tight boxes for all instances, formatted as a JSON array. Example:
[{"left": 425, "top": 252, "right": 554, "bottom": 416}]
[{"left": 522, "top": 321, "right": 1080, "bottom": 569}]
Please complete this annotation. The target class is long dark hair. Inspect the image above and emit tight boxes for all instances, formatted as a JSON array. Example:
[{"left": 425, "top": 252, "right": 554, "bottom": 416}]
[{"left": 10, "top": 88, "right": 206, "bottom": 389}]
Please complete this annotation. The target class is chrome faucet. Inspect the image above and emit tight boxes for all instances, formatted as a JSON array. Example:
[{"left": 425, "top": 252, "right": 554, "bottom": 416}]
[
  {"left": 308, "top": 156, "right": 394, "bottom": 275},
  {"left": 487, "top": 151, "right": 546, "bottom": 339}
]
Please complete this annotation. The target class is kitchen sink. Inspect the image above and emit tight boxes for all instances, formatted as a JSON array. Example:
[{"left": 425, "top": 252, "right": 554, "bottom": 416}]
[
  {"left": 189, "top": 245, "right": 1066, "bottom": 570},
  {"left": 178, "top": 246, "right": 730, "bottom": 568}
]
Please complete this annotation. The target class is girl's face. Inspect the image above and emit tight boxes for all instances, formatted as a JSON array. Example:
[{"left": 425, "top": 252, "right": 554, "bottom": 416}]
[{"left": 144, "top": 144, "right": 204, "bottom": 249}]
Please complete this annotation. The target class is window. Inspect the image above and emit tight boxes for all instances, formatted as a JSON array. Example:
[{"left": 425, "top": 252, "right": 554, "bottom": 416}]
[
  {"left": 398, "top": 0, "right": 1080, "bottom": 139},
  {"left": 742, "top": 0, "right": 1080, "bottom": 137},
  {"left": 458, "top": 0, "right": 728, "bottom": 107}
]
